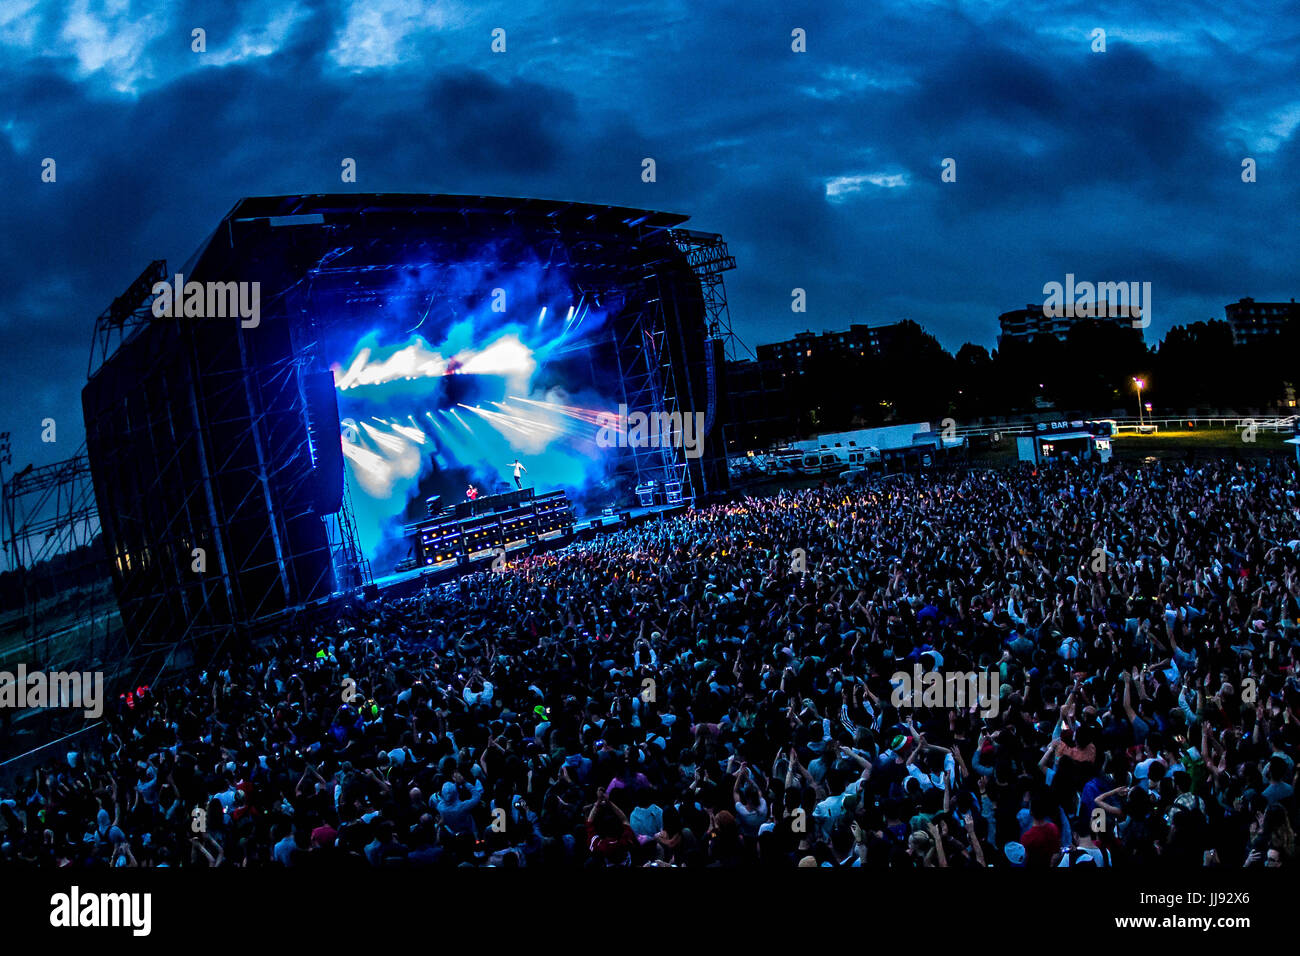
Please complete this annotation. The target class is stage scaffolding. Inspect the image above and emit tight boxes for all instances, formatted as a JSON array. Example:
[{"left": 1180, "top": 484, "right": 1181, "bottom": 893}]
[
  {"left": 601, "top": 230, "right": 740, "bottom": 506},
  {"left": 670, "top": 230, "right": 747, "bottom": 363},
  {"left": 1, "top": 252, "right": 372, "bottom": 699},
  {"left": 0, "top": 449, "right": 120, "bottom": 674}
]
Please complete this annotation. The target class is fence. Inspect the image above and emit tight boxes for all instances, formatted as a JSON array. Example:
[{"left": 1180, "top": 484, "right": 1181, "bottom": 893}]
[{"left": 951, "top": 415, "right": 1298, "bottom": 439}]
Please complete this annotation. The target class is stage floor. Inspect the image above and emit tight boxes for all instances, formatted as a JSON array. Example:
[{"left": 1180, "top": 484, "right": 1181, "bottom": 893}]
[{"left": 370, "top": 501, "right": 687, "bottom": 594}]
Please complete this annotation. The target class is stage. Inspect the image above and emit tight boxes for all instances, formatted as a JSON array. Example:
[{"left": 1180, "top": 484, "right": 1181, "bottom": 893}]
[{"left": 74, "top": 195, "right": 732, "bottom": 667}]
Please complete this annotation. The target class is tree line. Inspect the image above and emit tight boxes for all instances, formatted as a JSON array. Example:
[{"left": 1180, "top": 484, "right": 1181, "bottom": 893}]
[{"left": 770, "top": 317, "right": 1298, "bottom": 436}]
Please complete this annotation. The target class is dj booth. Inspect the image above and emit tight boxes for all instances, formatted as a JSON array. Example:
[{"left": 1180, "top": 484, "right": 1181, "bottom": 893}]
[{"left": 406, "top": 487, "right": 575, "bottom": 569}]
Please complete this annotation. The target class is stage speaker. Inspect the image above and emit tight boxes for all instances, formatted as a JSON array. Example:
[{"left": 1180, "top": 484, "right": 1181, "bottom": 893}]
[
  {"left": 302, "top": 369, "right": 344, "bottom": 514},
  {"left": 664, "top": 480, "right": 683, "bottom": 505},
  {"left": 619, "top": 512, "right": 631, "bottom": 525},
  {"left": 361, "top": 583, "right": 380, "bottom": 602}
]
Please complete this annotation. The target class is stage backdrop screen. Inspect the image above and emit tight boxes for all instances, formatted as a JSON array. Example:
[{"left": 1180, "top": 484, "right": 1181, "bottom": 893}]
[{"left": 313, "top": 245, "right": 629, "bottom": 570}]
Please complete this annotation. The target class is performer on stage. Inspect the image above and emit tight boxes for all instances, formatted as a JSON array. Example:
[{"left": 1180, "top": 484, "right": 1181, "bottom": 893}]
[
  {"left": 466, "top": 483, "right": 479, "bottom": 501},
  {"left": 507, "top": 458, "right": 527, "bottom": 490}
]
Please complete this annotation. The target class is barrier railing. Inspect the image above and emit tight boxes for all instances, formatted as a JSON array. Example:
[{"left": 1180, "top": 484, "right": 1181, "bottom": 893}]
[{"left": 951, "top": 415, "right": 1297, "bottom": 439}]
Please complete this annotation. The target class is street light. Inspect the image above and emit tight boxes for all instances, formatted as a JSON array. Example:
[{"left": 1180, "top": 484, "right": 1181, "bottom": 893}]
[{"left": 1133, "top": 377, "right": 1146, "bottom": 428}]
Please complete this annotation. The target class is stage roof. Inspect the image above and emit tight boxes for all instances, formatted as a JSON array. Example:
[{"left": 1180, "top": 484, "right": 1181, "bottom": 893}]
[
  {"left": 223, "top": 193, "right": 690, "bottom": 232},
  {"left": 171, "top": 193, "right": 695, "bottom": 292}
]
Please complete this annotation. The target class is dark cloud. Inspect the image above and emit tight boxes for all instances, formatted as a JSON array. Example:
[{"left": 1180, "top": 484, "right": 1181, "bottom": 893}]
[{"left": 0, "top": 0, "right": 1298, "bottom": 481}]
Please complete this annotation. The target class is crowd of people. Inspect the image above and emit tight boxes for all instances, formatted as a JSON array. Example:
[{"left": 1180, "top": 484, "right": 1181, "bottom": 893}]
[{"left": 2, "top": 456, "right": 1299, "bottom": 869}]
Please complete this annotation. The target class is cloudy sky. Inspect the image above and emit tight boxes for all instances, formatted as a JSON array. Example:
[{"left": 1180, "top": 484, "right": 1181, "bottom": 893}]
[{"left": 2, "top": 0, "right": 1299, "bottom": 474}]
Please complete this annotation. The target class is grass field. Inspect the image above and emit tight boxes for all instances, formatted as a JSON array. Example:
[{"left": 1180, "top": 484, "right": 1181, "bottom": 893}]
[
  {"left": 958, "top": 426, "right": 1296, "bottom": 466},
  {"left": 1110, "top": 427, "right": 1294, "bottom": 458},
  {"left": 0, "top": 581, "right": 120, "bottom": 671}
]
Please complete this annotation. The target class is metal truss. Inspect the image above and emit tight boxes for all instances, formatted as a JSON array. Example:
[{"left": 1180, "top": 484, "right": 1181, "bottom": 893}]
[
  {"left": 88, "top": 260, "right": 167, "bottom": 379},
  {"left": 0, "top": 449, "right": 119, "bottom": 670},
  {"left": 610, "top": 272, "right": 694, "bottom": 504},
  {"left": 3, "top": 452, "right": 98, "bottom": 571},
  {"left": 670, "top": 230, "right": 749, "bottom": 363}
]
